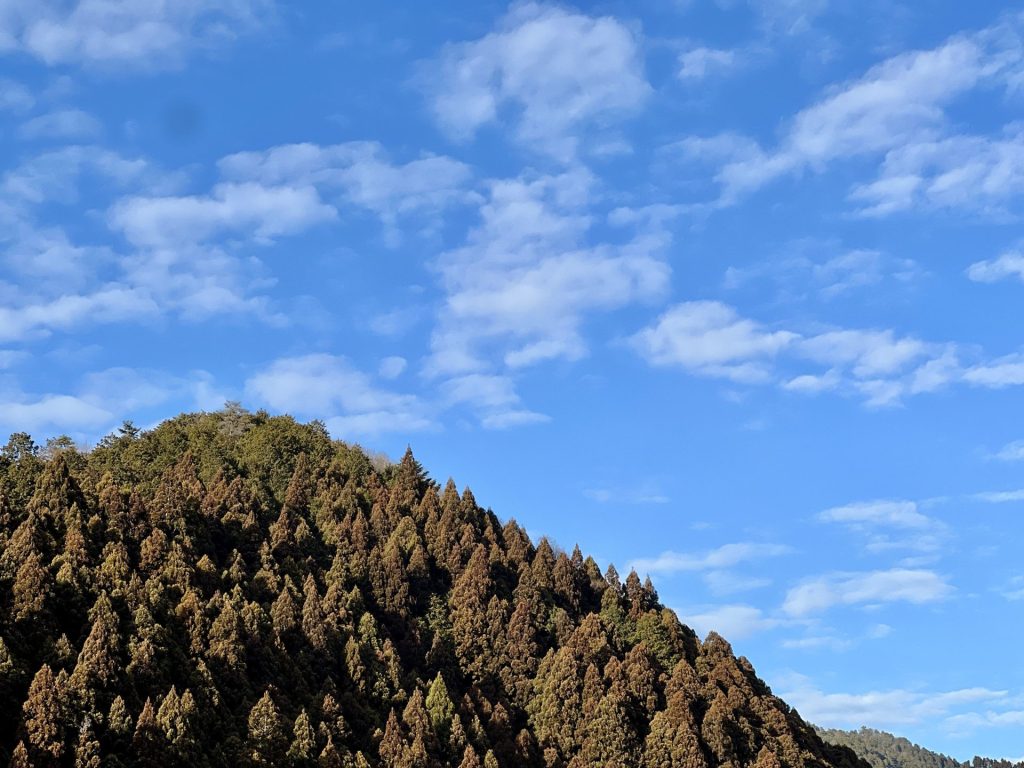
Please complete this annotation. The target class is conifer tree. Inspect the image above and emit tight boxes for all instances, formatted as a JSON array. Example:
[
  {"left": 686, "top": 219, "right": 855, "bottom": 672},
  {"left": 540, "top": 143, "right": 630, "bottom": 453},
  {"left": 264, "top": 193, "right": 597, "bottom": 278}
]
[
  {"left": 22, "top": 664, "right": 64, "bottom": 766},
  {"left": 286, "top": 709, "right": 317, "bottom": 767},
  {"left": 248, "top": 690, "right": 288, "bottom": 767}
]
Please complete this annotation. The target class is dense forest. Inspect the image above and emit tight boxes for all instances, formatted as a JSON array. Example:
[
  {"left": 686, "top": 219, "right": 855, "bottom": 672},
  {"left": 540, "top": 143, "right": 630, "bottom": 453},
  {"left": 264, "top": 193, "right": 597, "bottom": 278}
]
[
  {"left": 0, "top": 406, "right": 870, "bottom": 767},
  {"left": 817, "top": 728, "right": 1024, "bottom": 768}
]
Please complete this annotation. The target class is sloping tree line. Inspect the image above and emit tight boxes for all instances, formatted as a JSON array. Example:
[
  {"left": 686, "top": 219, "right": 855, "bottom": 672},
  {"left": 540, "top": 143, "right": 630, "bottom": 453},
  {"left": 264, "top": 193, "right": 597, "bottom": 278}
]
[{"left": 0, "top": 406, "right": 869, "bottom": 767}]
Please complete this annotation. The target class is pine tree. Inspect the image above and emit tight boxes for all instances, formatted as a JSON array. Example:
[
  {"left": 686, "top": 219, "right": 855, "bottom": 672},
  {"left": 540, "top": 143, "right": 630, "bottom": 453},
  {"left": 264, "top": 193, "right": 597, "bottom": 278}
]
[
  {"left": 286, "top": 709, "right": 317, "bottom": 767},
  {"left": 22, "top": 664, "right": 64, "bottom": 766},
  {"left": 74, "top": 719, "right": 102, "bottom": 768},
  {"left": 248, "top": 690, "right": 288, "bottom": 767},
  {"left": 425, "top": 673, "right": 455, "bottom": 744}
]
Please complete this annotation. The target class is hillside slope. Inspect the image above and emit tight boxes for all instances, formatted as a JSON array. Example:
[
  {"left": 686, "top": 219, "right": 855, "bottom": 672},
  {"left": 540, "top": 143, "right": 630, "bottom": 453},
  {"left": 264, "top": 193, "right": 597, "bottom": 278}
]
[
  {"left": 817, "top": 728, "right": 1023, "bottom": 768},
  {"left": 0, "top": 408, "right": 868, "bottom": 767}
]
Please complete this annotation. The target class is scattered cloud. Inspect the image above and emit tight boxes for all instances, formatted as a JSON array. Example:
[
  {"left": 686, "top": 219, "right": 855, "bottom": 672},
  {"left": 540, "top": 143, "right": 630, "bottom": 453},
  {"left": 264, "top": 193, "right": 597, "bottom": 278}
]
[
  {"left": 724, "top": 243, "right": 922, "bottom": 300},
  {"left": 0, "top": 366, "right": 222, "bottom": 437},
  {"left": 682, "top": 603, "right": 780, "bottom": 640},
  {"left": 994, "top": 440, "right": 1024, "bottom": 462},
  {"left": 968, "top": 250, "right": 1024, "bottom": 284},
  {"left": 675, "top": 16, "right": 1024, "bottom": 213},
  {"left": 378, "top": 356, "right": 407, "bottom": 380},
  {"left": 963, "top": 355, "right": 1024, "bottom": 389},
  {"left": 109, "top": 182, "right": 337, "bottom": 248},
  {"left": 245, "top": 353, "right": 434, "bottom": 437},
  {"left": 973, "top": 489, "right": 1024, "bottom": 504},
  {"left": 428, "top": 2, "right": 650, "bottom": 160},
  {"left": 678, "top": 46, "right": 738, "bottom": 81},
  {"left": 18, "top": 108, "right": 102, "bottom": 140},
  {"left": 630, "top": 301, "right": 797, "bottom": 383},
  {"left": 818, "top": 499, "right": 948, "bottom": 552},
  {"left": 630, "top": 541, "right": 792, "bottom": 576},
  {"left": 1001, "top": 576, "right": 1024, "bottom": 601},
  {"left": 0, "top": 0, "right": 274, "bottom": 68},
  {"left": 0, "top": 393, "right": 112, "bottom": 434},
  {"left": 630, "top": 301, "right": 964, "bottom": 406},
  {"left": 440, "top": 373, "right": 549, "bottom": 430},
  {"left": 778, "top": 673, "right": 1009, "bottom": 731},
  {"left": 783, "top": 568, "right": 954, "bottom": 616},
  {"left": 218, "top": 141, "right": 474, "bottom": 241},
  {"left": 428, "top": 168, "right": 670, "bottom": 379}
]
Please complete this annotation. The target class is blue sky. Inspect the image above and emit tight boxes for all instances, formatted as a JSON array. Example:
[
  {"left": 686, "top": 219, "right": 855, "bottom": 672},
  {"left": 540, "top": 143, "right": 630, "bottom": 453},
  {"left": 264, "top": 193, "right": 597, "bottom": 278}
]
[{"left": 2, "top": 0, "right": 1024, "bottom": 758}]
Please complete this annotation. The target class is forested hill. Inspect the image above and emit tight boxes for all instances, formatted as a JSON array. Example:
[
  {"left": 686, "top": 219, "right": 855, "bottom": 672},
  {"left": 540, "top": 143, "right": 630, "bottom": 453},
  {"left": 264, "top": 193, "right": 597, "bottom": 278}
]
[
  {"left": 0, "top": 407, "right": 869, "bottom": 767},
  {"left": 817, "top": 728, "right": 1024, "bottom": 768}
]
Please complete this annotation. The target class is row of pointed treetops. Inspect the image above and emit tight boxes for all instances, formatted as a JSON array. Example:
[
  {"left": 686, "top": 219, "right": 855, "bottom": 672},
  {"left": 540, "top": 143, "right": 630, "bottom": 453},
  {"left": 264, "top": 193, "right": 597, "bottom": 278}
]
[{"left": 0, "top": 406, "right": 867, "bottom": 768}]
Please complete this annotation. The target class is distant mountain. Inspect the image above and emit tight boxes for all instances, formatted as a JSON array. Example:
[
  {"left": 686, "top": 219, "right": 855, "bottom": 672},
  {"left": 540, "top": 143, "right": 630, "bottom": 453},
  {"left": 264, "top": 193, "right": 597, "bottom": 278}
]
[
  {"left": 817, "top": 727, "right": 1023, "bottom": 768},
  {"left": 0, "top": 407, "right": 870, "bottom": 767}
]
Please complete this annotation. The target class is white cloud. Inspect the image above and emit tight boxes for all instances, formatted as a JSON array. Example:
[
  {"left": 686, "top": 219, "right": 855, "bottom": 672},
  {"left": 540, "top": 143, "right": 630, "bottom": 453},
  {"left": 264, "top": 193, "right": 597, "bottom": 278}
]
[
  {"left": 798, "top": 330, "right": 929, "bottom": 378},
  {"left": 819, "top": 499, "right": 932, "bottom": 529},
  {"left": 680, "top": 17, "right": 1024, "bottom": 210},
  {"left": 783, "top": 568, "right": 954, "bottom": 616},
  {"left": 995, "top": 440, "right": 1024, "bottom": 462},
  {"left": 441, "top": 373, "right": 549, "bottom": 430},
  {"left": 378, "top": 356, "right": 407, "bottom": 380},
  {"left": 429, "top": 2, "right": 650, "bottom": 160},
  {"left": 851, "top": 130, "right": 1024, "bottom": 217},
  {"left": 682, "top": 604, "right": 779, "bottom": 640},
  {"left": 245, "top": 354, "right": 433, "bottom": 437},
  {"left": 678, "top": 46, "right": 737, "bottom": 81},
  {"left": 109, "top": 182, "right": 336, "bottom": 248},
  {"left": 218, "top": 141, "right": 474, "bottom": 239},
  {"left": 973, "top": 489, "right": 1024, "bottom": 504},
  {"left": 963, "top": 355, "right": 1024, "bottom": 388},
  {"left": 630, "top": 541, "right": 792, "bottom": 575},
  {"left": 1, "top": 0, "right": 273, "bottom": 68},
  {"left": 818, "top": 499, "right": 947, "bottom": 553},
  {"left": 0, "top": 286, "right": 159, "bottom": 343},
  {"left": 3, "top": 145, "right": 164, "bottom": 206},
  {"left": 630, "top": 301, "right": 797, "bottom": 383},
  {"left": 0, "top": 393, "right": 112, "bottom": 434},
  {"left": 778, "top": 674, "right": 1009, "bottom": 731},
  {"left": 18, "top": 108, "right": 102, "bottom": 140},
  {"left": 428, "top": 168, "right": 670, "bottom": 379},
  {"left": 631, "top": 301, "right": 966, "bottom": 407},
  {"left": 967, "top": 250, "right": 1024, "bottom": 284}
]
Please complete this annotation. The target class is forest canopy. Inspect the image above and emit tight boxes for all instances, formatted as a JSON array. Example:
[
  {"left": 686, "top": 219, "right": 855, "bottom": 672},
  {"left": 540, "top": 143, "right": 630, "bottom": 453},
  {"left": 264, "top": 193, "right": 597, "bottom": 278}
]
[{"left": 0, "top": 406, "right": 868, "bottom": 767}]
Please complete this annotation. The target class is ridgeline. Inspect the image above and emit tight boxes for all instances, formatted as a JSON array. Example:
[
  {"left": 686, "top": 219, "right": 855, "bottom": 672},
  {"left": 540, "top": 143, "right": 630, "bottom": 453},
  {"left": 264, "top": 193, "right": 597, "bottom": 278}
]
[{"left": 817, "top": 728, "right": 1024, "bottom": 768}]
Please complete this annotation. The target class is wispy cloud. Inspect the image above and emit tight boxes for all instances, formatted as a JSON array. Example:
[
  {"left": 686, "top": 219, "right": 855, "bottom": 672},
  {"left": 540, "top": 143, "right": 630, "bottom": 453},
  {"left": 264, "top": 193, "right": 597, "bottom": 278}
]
[
  {"left": 968, "top": 250, "right": 1024, "bottom": 285},
  {"left": 994, "top": 440, "right": 1024, "bottom": 462},
  {"left": 681, "top": 603, "right": 781, "bottom": 640},
  {"left": 818, "top": 499, "right": 948, "bottom": 553},
  {"left": 630, "top": 541, "right": 792, "bottom": 575},
  {"left": 674, "top": 15, "right": 1024, "bottom": 214},
  {"left": 778, "top": 673, "right": 1009, "bottom": 732},
  {"left": 973, "top": 489, "right": 1024, "bottom": 504},
  {"left": 782, "top": 568, "right": 954, "bottom": 616}
]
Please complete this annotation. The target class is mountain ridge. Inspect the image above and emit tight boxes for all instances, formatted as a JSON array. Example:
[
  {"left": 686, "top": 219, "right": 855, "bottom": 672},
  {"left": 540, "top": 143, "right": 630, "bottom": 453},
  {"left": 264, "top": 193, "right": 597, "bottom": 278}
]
[{"left": 817, "top": 727, "right": 1024, "bottom": 768}]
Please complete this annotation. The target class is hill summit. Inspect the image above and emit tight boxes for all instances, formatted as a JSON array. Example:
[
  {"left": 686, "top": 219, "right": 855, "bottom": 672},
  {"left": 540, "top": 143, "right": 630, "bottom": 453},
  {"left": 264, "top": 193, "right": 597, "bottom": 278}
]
[{"left": 0, "top": 407, "right": 866, "bottom": 767}]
